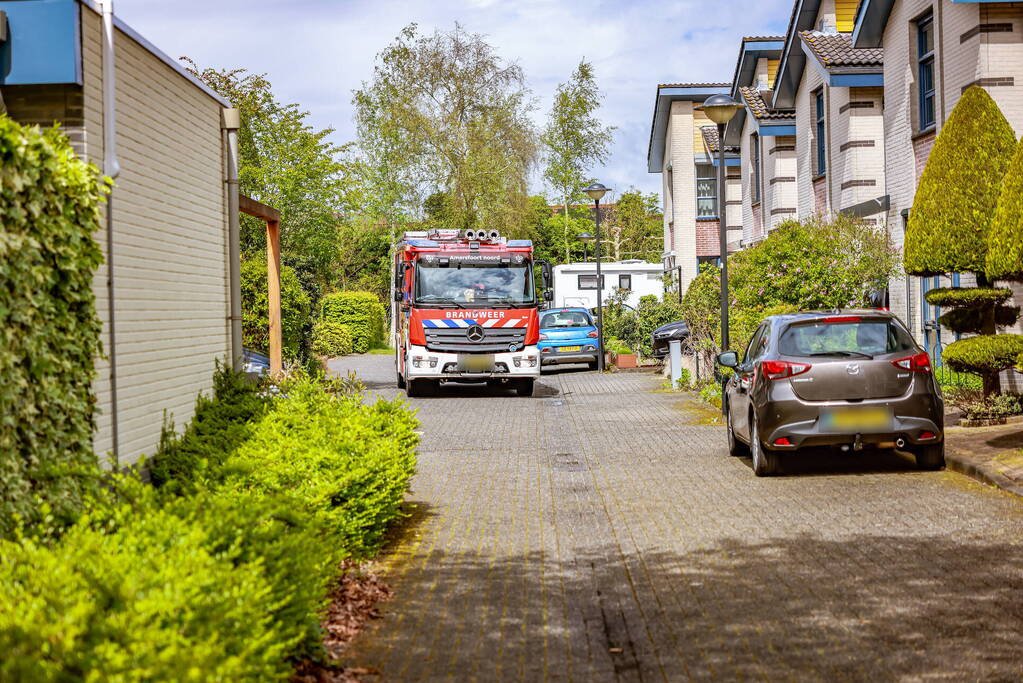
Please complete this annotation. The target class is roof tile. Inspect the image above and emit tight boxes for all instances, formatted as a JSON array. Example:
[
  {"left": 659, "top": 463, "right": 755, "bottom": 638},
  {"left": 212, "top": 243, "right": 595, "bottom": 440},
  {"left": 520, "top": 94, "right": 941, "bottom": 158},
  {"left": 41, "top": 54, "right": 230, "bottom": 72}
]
[
  {"left": 799, "top": 31, "right": 883, "bottom": 69},
  {"left": 738, "top": 87, "right": 795, "bottom": 120}
]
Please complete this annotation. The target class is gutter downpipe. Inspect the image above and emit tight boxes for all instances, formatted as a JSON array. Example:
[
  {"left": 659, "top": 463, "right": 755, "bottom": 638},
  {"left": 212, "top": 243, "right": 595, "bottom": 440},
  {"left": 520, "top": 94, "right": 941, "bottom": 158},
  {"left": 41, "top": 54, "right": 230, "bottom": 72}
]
[
  {"left": 222, "top": 108, "right": 243, "bottom": 370},
  {"left": 101, "top": 0, "right": 122, "bottom": 461}
]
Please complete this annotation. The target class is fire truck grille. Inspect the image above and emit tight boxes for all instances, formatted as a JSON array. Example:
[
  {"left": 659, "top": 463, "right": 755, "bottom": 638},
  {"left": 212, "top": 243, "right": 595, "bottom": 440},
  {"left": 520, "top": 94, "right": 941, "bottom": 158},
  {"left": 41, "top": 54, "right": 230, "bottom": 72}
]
[{"left": 425, "top": 326, "right": 528, "bottom": 354}]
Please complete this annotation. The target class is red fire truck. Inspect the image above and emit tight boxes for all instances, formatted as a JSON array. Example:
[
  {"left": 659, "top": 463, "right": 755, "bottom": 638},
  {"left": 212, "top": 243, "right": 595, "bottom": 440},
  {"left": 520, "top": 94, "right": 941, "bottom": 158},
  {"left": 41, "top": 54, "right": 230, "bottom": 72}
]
[{"left": 393, "top": 228, "right": 552, "bottom": 397}]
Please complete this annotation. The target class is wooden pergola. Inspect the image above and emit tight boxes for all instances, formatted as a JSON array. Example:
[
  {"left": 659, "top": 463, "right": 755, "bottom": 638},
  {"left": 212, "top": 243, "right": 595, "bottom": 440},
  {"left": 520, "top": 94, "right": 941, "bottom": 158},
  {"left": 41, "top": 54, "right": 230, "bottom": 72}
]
[{"left": 240, "top": 195, "right": 283, "bottom": 375}]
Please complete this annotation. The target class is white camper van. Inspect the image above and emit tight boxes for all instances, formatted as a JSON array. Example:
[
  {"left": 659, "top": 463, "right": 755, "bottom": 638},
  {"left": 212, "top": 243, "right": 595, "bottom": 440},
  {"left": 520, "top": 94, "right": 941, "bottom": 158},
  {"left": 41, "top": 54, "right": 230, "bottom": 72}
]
[{"left": 552, "top": 260, "right": 665, "bottom": 310}]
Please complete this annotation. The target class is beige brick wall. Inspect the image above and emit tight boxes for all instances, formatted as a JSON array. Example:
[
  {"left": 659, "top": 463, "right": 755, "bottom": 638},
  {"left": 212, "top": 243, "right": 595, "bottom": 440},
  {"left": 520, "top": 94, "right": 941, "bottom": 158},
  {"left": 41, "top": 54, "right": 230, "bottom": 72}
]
[
  {"left": 834, "top": 86, "right": 886, "bottom": 214},
  {"left": 765, "top": 135, "right": 798, "bottom": 228},
  {"left": 667, "top": 100, "right": 699, "bottom": 290},
  {"left": 81, "top": 8, "right": 231, "bottom": 464},
  {"left": 795, "top": 67, "right": 827, "bottom": 216},
  {"left": 740, "top": 117, "right": 756, "bottom": 244}
]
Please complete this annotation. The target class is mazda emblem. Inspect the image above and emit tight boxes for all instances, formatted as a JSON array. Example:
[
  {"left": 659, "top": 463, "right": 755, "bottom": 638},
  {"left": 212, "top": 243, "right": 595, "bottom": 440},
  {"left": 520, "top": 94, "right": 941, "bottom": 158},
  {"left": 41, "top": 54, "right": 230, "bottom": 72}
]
[
  {"left": 846, "top": 363, "right": 860, "bottom": 375},
  {"left": 466, "top": 324, "right": 485, "bottom": 342}
]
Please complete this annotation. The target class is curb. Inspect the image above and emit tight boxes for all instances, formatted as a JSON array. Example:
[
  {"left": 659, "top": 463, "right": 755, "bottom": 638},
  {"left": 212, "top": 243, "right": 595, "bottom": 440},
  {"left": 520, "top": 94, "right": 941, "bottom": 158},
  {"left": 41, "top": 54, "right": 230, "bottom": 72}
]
[{"left": 943, "top": 450, "right": 1023, "bottom": 500}]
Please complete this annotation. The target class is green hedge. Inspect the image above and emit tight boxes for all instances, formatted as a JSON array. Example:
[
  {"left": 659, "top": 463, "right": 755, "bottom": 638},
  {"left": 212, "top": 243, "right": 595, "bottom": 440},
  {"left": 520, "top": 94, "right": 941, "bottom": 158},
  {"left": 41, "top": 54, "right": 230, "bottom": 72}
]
[
  {"left": 241, "top": 257, "right": 311, "bottom": 360},
  {"left": 943, "top": 334, "right": 1023, "bottom": 374},
  {"left": 0, "top": 371, "right": 419, "bottom": 679},
  {"left": 987, "top": 137, "right": 1023, "bottom": 281},
  {"left": 320, "top": 291, "right": 386, "bottom": 353},
  {"left": 311, "top": 320, "right": 354, "bottom": 357},
  {"left": 924, "top": 286, "right": 1013, "bottom": 308},
  {"left": 0, "top": 119, "right": 106, "bottom": 540},
  {"left": 938, "top": 305, "right": 1020, "bottom": 335},
  {"left": 904, "top": 87, "right": 1017, "bottom": 276}
]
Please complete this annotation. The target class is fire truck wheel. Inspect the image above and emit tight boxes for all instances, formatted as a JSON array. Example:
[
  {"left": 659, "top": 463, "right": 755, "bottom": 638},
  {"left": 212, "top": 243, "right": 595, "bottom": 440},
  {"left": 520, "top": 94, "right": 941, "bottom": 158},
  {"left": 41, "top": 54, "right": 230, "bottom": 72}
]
[
  {"left": 515, "top": 379, "right": 535, "bottom": 397},
  {"left": 396, "top": 372, "right": 406, "bottom": 389}
]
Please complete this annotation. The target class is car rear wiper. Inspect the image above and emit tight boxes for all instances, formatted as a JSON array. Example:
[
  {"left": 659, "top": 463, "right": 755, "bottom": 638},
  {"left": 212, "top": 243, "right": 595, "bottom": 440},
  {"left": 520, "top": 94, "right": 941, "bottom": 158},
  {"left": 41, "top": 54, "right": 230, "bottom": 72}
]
[{"left": 807, "top": 350, "right": 874, "bottom": 359}]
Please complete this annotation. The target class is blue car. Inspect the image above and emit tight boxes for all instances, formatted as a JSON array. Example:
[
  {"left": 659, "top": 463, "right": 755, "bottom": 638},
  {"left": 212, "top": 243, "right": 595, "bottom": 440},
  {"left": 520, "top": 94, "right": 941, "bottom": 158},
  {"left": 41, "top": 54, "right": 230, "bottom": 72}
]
[{"left": 537, "top": 308, "right": 600, "bottom": 369}]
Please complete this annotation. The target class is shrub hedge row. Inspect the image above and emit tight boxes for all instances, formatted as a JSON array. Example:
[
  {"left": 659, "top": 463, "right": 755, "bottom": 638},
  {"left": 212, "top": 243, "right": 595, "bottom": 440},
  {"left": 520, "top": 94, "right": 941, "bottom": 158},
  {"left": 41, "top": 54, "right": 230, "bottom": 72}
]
[
  {"left": 0, "top": 119, "right": 107, "bottom": 540},
  {"left": 0, "top": 368, "right": 419, "bottom": 680},
  {"left": 943, "top": 334, "right": 1023, "bottom": 374},
  {"left": 320, "top": 291, "right": 386, "bottom": 353},
  {"left": 311, "top": 320, "right": 354, "bottom": 357},
  {"left": 924, "top": 286, "right": 1013, "bottom": 308}
]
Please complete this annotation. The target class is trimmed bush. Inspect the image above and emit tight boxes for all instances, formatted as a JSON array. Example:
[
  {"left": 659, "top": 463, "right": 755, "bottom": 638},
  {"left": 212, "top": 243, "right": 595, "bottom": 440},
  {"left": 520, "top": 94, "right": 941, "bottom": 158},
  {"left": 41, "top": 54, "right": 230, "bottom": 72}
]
[
  {"left": 943, "top": 334, "right": 1023, "bottom": 374},
  {"left": 938, "top": 305, "right": 1020, "bottom": 335},
  {"left": 311, "top": 319, "right": 354, "bottom": 357},
  {"left": 925, "top": 286, "right": 1013, "bottom": 308},
  {"left": 148, "top": 362, "right": 268, "bottom": 495},
  {"left": 217, "top": 375, "right": 418, "bottom": 558},
  {"left": 320, "top": 291, "right": 386, "bottom": 353},
  {"left": 0, "top": 508, "right": 289, "bottom": 681},
  {"left": 241, "top": 257, "right": 312, "bottom": 360},
  {"left": 904, "top": 86, "right": 1017, "bottom": 276},
  {"left": 987, "top": 137, "right": 1023, "bottom": 281},
  {"left": 0, "top": 120, "right": 106, "bottom": 540}
]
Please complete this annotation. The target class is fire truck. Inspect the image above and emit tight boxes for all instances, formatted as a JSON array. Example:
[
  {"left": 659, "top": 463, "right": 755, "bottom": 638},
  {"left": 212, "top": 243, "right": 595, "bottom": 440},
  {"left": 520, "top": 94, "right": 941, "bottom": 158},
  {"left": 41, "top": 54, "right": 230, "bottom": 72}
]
[{"left": 392, "top": 228, "right": 552, "bottom": 397}]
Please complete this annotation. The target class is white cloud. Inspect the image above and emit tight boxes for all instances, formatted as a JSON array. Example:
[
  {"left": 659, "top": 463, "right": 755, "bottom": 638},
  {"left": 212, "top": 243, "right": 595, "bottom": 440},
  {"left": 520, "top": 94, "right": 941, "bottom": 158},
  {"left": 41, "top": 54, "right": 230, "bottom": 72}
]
[{"left": 114, "top": 0, "right": 792, "bottom": 199}]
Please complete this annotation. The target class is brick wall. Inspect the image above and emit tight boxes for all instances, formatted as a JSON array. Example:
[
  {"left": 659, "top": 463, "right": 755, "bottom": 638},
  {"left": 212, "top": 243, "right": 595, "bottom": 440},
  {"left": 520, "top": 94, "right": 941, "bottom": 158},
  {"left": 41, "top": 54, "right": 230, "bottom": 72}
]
[
  {"left": 696, "top": 220, "right": 720, "bottom": 257},
  {"left": 667, "top": 100, "right": 699, "bottom": 291},
  {"left": 795, "top": 66, "right": 827, "bottom": 215},
  {"left": 766, "top": 135, "right": 798, "bottom": 228}
]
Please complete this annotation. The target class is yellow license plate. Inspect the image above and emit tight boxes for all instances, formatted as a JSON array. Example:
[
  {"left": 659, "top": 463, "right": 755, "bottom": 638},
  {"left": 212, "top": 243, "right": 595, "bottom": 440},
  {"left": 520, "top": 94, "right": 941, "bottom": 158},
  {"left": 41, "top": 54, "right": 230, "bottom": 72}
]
[
  {"left": 459, "top": 355, "right": 494, "bottom": 372},
  {"left": 559, "top": 346, "right": 582, "bottom": 353},
  {"left": 821, "top": 407, "right": 892, "bottom": 432}
]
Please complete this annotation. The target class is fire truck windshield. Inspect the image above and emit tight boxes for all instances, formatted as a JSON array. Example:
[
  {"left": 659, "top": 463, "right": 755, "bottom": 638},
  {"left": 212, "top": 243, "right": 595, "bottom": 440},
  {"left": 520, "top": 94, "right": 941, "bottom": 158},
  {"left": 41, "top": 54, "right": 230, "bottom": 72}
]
[{"left": 415, "top": 262, "right": 534, "bottom": 305}]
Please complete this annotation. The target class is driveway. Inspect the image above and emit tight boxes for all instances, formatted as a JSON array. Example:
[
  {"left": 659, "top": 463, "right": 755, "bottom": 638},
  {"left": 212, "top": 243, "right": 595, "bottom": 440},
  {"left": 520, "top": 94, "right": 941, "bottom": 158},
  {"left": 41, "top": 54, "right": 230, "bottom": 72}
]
[{"left": 329, "top": 354, "right": 1023, "bottom": 681}]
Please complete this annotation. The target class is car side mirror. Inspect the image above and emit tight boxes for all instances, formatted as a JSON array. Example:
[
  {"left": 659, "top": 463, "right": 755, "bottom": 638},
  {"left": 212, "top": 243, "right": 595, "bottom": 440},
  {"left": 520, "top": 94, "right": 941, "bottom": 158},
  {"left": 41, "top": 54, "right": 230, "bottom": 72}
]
[{"left": 716, "top": 350, "right": 739, "bottom": 368}]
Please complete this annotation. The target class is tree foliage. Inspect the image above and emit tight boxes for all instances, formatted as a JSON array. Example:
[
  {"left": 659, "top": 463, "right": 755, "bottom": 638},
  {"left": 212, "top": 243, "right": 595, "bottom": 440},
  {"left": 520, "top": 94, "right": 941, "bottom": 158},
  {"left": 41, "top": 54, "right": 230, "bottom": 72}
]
[
  {"left": 603, "top": 190, "right": 663, "bottom": 262},
  {"left": 353, "top": 24, "right": 538, "bottom": 234},
  {"left": 986, "top": 136, "right": 1023, "bottom": 281},
  {"left": 542, "top": 60, "right": 615, "bottom": 260},
  {"left": 904, "top": 86, "right": 1017, "bottom": 276},
  {"left": 240, "top": 258, "right": 311, "bottom": 360},
  {"left": 0, "top": 120, "right": 106, "bottom": 540}
]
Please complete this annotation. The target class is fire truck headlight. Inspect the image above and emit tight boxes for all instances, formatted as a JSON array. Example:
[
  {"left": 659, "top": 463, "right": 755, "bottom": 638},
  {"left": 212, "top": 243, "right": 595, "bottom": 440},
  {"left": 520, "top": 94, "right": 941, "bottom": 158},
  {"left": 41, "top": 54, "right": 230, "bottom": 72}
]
[
  {"left": 513, "top": 356, "right": 538, "bottom": 368},
  {"left": 412, "top": 356, "right": 423, "bottom": 368},
  {"left": 428, "top": 357, "right": 438, "bottom": 368}
]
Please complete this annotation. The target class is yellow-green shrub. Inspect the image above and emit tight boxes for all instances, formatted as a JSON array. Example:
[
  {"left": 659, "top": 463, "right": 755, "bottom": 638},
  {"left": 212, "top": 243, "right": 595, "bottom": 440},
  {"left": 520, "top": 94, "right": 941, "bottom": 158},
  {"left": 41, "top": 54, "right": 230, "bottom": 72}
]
[
  {"left": 987, "top": 137, "right": 1023, "bottom": 281},
  {"left": 320, "top": 291, "right": 386, "bottom": 353},
  {"left": 0, "top": 119, "right": 106, "bottom": 540},
  {"left": 311, "top": 319, "right": 354, "bottom": 356}
]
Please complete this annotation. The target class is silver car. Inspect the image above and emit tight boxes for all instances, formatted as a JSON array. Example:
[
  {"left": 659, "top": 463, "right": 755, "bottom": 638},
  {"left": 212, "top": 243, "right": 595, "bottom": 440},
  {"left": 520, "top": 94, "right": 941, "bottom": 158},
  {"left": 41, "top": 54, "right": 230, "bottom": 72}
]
[{"left": 716, "top": 310, "right": 944, "bottom": 476}]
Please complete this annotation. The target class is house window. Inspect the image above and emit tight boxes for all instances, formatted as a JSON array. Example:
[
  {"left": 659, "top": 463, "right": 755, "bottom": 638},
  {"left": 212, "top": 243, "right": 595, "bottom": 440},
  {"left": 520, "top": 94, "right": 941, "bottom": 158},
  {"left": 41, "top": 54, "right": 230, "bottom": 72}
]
[
  {"left": 917, "top": 13, "right": 936, "bottom": 131},
  {"left": 815, "top": 88, "right": 827, "bottom": 175},
  {"left": 578, "top": 274, "right": 604, "bottom": 290},
  {"left": 696, "top": 165, "right": 717, "bottom": 218},
  {"left": 619, "top": 274, "right": 632, "bottom": 290},
  {"left": 751, "top": 133, "right": 761, "bottom": 203}
]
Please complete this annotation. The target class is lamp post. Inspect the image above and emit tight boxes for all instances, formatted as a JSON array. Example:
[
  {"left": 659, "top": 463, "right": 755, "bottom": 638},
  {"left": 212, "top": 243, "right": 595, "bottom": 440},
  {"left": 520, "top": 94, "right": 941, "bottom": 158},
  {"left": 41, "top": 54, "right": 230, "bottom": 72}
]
[
  {"left": 697, "top": 94, "right": 741, "bottom": 351},
  {"left": 584, "top": 182, "right": 610, "bottom": 371},
  {"left": 578, "top": 232, "right": 594, "bottom": 262}
]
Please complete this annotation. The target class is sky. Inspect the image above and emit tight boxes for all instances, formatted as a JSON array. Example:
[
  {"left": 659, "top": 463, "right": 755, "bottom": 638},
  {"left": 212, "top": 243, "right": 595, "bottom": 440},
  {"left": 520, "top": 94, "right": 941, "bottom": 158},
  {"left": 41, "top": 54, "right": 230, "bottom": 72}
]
[{"left": 114, "top": 0, "right": 792, "bottom": 201}]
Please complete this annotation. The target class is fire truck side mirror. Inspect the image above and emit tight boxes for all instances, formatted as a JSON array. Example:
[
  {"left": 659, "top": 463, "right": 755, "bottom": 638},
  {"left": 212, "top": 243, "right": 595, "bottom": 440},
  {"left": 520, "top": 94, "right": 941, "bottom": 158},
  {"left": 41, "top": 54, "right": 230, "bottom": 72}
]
[
  {"left": 393, "top": 288, "right": 402, "bottom": 302},
  {"left": 538, "top": 260, "right": 552, "bottom": 287},
  {"left": 544, "top": 290, "right": 553, "bottom": 302}
]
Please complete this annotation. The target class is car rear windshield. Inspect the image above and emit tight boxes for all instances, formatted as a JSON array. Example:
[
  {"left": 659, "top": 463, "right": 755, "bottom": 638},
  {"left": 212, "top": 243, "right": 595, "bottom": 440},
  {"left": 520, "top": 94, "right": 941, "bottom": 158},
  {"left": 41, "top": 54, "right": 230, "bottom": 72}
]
[
  {"left": 541, "top": 310, "right": 593, "bottom": 328},
  {"left": 779, "top": 318, "right": 916, "bottom": 358}
]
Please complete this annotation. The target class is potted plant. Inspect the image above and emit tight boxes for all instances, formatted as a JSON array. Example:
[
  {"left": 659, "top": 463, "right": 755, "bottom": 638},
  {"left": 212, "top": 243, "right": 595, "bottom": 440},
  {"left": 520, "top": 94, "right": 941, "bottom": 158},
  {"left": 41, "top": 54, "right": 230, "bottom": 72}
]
[{"left": 606, "top": 338, "right": 638, "bottom": 369}]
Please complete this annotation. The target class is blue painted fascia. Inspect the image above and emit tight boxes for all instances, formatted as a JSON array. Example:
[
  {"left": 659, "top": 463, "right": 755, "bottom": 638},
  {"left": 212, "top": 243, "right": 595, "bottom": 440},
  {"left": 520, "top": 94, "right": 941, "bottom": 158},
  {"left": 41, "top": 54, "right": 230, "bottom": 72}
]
[
  {"left": 759, "top": 124, "right": 798, "bottom": 136},
  {"left": 831, "top": 72, "right": 884, "bottom": 86},
  {"left": 0, "top": 0, "right": 82, "bottom": 85},
  {"left": 648, "top": 84, "right": 732, "bottom": 173},
  {"left": 710, "top": 157, "right": 742, "bottom": 167}
]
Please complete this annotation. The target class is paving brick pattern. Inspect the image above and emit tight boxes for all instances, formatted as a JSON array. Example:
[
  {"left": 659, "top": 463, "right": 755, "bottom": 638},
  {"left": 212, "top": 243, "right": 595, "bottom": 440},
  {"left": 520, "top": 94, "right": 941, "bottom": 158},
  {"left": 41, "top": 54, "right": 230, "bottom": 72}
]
[{"left": 330, "top": 355, "right": 1023, "bottom": 681}]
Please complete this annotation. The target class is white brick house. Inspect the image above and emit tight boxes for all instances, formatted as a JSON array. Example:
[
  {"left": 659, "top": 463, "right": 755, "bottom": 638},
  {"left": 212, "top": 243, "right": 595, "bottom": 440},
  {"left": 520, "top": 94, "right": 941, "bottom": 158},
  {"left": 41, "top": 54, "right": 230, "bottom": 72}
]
[{"left": 0, "top": 0, "right": 241, "bottom": 463}]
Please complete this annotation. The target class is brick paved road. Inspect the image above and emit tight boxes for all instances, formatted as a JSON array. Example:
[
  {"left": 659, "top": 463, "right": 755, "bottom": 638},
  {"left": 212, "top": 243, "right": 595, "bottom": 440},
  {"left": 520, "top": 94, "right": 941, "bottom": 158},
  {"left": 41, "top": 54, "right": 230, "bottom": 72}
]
[{"left": 329, "top": 354, "right": 1023, "bottom": 681}]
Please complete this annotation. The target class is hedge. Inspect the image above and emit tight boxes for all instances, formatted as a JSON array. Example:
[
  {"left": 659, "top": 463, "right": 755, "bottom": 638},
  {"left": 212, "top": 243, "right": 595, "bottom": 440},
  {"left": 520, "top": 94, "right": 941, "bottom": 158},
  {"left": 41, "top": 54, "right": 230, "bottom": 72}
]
[
  {"left": 241, "top": 257, "right": 311, "bottom": 360},
  {"left": 320, "top": 291, "right": 386, "bottom": 353},
  {"left": 938, "top": 305, "right": 1020, "bottom": 335},
  {"left": 0, "top": 370, "right": 419, "bottom": 679},
  {"left": 924, "top": 286, "right": 1013, "bottom": 308},
  {"left": 904, "top": 86, "right": 1017, "bottom": 276},
  {"left": 311, "top": 320, "right": 354, "bottom": 357},
  {"left": 987, "top": 136, "right": 1023, "bottom": 281},
  {"left": 0, "top": 119, "right": 106, "bottom": 540},
  {"left": 943, "top": 334, "right": 1023, "bottom": 374}
]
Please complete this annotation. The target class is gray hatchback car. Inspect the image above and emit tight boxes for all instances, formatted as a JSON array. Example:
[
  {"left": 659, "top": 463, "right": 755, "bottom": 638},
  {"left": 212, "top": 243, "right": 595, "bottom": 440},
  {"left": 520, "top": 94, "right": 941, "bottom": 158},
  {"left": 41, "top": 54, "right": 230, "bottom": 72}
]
[{"left": 716, "top": 310, "right": 944, "bottom": 476}]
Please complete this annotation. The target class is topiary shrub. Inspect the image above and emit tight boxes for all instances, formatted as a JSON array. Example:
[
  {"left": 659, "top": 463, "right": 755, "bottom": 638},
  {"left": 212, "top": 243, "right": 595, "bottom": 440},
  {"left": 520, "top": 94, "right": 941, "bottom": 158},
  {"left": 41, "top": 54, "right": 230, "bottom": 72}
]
[
  {"left": 148, "top": 361, "right": 268, "bottom": 495},
  {"left": 320, "top": 291, "right": 386, "bottom": 353},
  {"left": 311, "top": 320, "right": 354, "bottom": 357},
  {"left": 938, "top": 305, "right": 1020, "bottom": 335},
  {"left": 240, "top": 257, "right": 312, "bottom": 360},
  {"left": 0, "top": 120, "right": 107, "bottom": 540},
  {"left": 987, "top": 137, "right": 1023, "bottom": 281},
  {"left": 943, "top": 334, "right": 1023, "bottom": 376},
  {"left": 924, "top": 286, "right": 1013, "bottom": 307},
  {"left": 904, "top": 87, "right": 1017, "bottom": 276}
]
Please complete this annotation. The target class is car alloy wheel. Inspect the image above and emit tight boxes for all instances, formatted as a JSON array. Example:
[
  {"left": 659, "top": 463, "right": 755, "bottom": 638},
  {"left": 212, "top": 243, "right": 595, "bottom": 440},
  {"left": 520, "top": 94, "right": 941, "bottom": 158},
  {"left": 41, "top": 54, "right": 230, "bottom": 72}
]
[
  {"left": 750, "top": 414, "right": 779, "bottom": 476},
  {"left": 726, "top": 407, "right": 748, "bottom": 457}
]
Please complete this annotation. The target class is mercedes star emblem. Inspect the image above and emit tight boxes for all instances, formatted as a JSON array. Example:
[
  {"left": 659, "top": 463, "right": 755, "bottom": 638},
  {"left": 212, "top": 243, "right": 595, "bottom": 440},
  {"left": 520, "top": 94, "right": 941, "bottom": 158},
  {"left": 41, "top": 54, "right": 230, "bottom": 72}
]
[{"left": 466, "top": 324, "right": 485, "bottom": 342}]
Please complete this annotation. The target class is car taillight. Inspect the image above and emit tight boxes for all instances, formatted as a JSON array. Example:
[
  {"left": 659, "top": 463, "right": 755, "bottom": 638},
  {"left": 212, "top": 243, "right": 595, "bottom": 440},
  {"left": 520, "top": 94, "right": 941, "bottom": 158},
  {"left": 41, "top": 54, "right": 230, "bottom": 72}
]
[
  {"left": 761, "top": 360, "right": 811, "bottom": 380},
  {"left": 587, "top": 330, "right": 598, "bottom": 338},
  {"left": 539, "top": 333, "right": 548, "bottom": 341},
  {"left": 821, "top": 316, "right": 861, "bottom": 323},
  {"left": 892, "top": 351, "right": 931, "bottom": 373}
]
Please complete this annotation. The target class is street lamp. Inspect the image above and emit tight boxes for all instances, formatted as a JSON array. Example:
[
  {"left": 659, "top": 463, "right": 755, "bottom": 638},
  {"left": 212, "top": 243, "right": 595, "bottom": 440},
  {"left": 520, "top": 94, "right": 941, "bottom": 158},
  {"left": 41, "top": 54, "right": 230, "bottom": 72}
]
[
  {"left": 696, "top": 93, "right": 741, "bottom": 351},
  {"left": 578, "top": 232, "right": 594, "bottom": 262},
  {"left": 584, "top": 182, "right": 610, "bottom": 371}
]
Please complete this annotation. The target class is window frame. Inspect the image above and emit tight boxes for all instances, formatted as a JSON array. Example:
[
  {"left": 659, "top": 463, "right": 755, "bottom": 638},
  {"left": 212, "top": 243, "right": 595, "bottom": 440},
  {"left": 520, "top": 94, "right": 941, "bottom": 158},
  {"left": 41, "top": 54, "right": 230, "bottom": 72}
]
[
  {"left": 578, "top": 273, "right": 604, "bottom": 290},
  {"left": 695, "top": 164, "right": 717, "bottom": 219},
  {"left": 751, "top": 133, "right": 762, "bottom": 204},
  {"left": 814, "top": 88, "right": 827, "bottom": 176},
  {"left": 618, "top": 274, "right": 632, "bottom": 290},
  {"left": 916, "top": 12, "right": 936, "bottom": 132}
]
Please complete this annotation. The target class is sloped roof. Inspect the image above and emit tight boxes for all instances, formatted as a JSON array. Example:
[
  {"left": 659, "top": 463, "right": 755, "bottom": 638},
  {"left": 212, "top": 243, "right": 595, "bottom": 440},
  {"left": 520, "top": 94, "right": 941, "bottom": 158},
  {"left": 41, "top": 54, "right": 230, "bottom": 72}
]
[
  {"left": 700, "top": 126, "right": 739, "bottom": 154},
  {"left": 739, "top": 87, "right": 795, "bottom": 120},
  {"left": 743, "top": 35, "right": 786, "bottom": 42},
  {"left": 799, "top": 31, "right": 883, "bottom": 69},
  {"left": 658, "top": 82, "right": 731, "bottom": 89}
]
